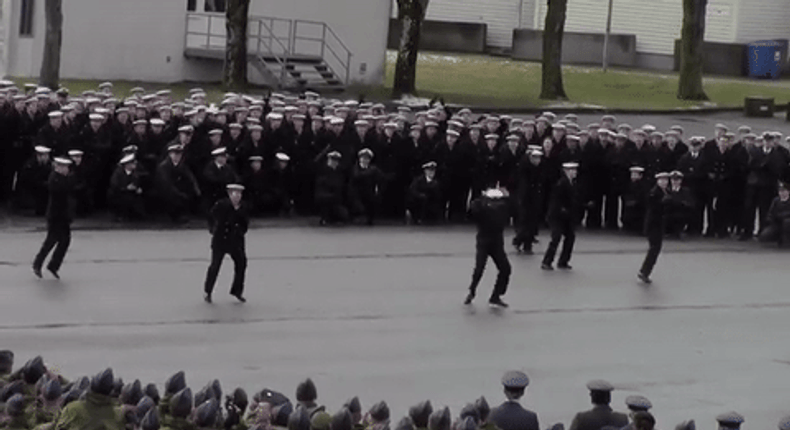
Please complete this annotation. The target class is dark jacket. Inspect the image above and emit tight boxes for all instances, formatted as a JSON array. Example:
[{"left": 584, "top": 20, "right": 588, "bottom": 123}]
[
  {"left": 208, "top": 198, "right": 249, "bottom": 249},
  {"left": 315, "top": 166, "right": 346, "bottom": 204},
  {"left": 46, "top": 171, "right": 74, "bottom": 223},
  {"left": 767, "top": 197, "right": 790, "bottom": 226},
  {"left": 547, "top": 174, "right": 579, "bottom": 223},
  {"left": 469, "top": 196, "right": 510, "bottom": 243},
  {"left": 155, "top": 159, "right": 201, "bottom": 200},
  {"left": 568, "top": 405, "right": 628, "bottom": 430},
  {"left": 108, "top": 166, "right": 143, "bottom": 199},
  {"left": 644, "top": 185, "right": 671, "bottom": 235},
  {"left": 488, "top": 401, "right": 540, "bottom": 430}
]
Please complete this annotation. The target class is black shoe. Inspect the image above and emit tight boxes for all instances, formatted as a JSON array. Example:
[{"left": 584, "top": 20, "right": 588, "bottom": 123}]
[
  {"left": 557, "top": 264, "right": 573, "bottom": 270},
  {"left": 204, "top": 293, "right": 212, "bottom": 303},
  {"left": 232, "top": 294, "right": 246, "bottom": 303},
  {"left": 488, "top": 298, "right": 509, "bottom": 308},
  {"left": 464, "top": 292, "right": 475, "bottom": 305},
  {"left": 33, "top": 266, "right": 42, "bottom": 279},
  {"left": 541, "top": 263, "right": 554, "bottom": 271},
  {"left": 637, "top": 272, "right": 652, "bottom": 284},
  {"left": 46, "top": 267, "right": 60, "bottom": 280}
]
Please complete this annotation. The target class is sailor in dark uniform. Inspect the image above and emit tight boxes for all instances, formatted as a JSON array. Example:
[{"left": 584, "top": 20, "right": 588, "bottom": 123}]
[
  {"left": 568, "top": 380, "right": 628, "bottom": 430},
  {"left": 464, "top": 187, "right": 512, "bottom": 308},
  {"left": 488, "top": 371, "right": 539, "bottom": 430},
  {"left": 619, "top": 396, "right": 653, "bottom": 430},
  {"left": 542, "top": 162, "right": 580, "bottom": 271},
  {"left": 638, "top": 172, "right": 671, "bottom": 284},
  {"left": 203, "top": 184, "right": 249, "bottom": 304},
  {"left": 32, "top": 157, "right": 75, "bottom": 280}
]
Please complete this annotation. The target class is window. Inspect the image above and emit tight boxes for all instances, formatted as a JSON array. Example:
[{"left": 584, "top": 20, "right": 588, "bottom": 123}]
[
  {"left": 204, "top": 0, "right": 226, "bottom": 12},
  {"left": 187, "top": 0, "right": 197, "bottom": 12},
  {"left": 19, "top": 0, "right": 34, "bottom": 37}
]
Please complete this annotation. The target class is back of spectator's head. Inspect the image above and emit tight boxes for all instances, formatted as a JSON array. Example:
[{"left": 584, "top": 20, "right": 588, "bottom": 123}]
[{"left": 634, "top": 412, "right": 656, "bottom": 430}]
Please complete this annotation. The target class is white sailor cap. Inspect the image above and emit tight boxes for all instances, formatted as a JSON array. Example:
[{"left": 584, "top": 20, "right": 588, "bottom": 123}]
[
  {"left": 119, "top": 154, "right": 136, "bottom": 165},
  {"left": 89, "top": 114, "right": 104, "bottom": 121},
  {"left": 304, "top": 90, "right": 320, "bottom": 98},
  {"left": 714, "top": 123, "right": 729, "bottom": 130},
  {"left": 178, "top": 125, "right": 194, "bottom": 133},
  {"left": 267, "top": 112, "right": 284, "bottom": 121},
  {"left": 167, "top": 144, "right": 184, "bottom": 152},
  {"left": 484, "top": 188, "right": 505, "bottom": 199},
  {"left": 485, "top": 133, "right": 499, "bottom": 140},
  {"left": 211, "top": 147, "right": 228, "bottom": 156},
  {"left": 229, "top": 123, "right": 243, "bottom": 129},
  {"left": 446, "top": 130, "right": 460, "bottom": 138},
  {"left": 48, "top": 111, "right": 64, "bottom": 119},
  {"left": 226, "top": 184, "right": 245, "bottom": 191},
  {"left": 424, "top": 121, "right": 439, "bottom": 128},
  {"left": 53, "top": 157, "right": 72, "bottom": 165},
  {"left": 506, "top": 134, "right": 520, "bottom": 141},
  {"left": 358, "top": 148, "right": 374, "bottom": 158},
  {"left": 422, "top": 161, "right": 438, "bottom": 169},
  {"left": 35, "top": 146, "right": 52, "bottom": 154},
  {"left": 133, "top": 119, "right": 147, "bottom": 126},
  {"left": 562, "top": 162, "right": 579, "bottom": 169},
  {"left": 122, "top": 145, "right": 138, "bottom": 153},
  {"left": 156, "top": 90, "right": 171, "bottom": 96},
  {"left": 68, "top": 150, "right": 84, "bottom": 157},
  {"left": 327, "top": 151, "right": 342, "bottom": 159},
  {"left": 354, "top": 119, "right": 370, "bottom": 127},
  {"left": 529, "top": 149, "right": 544, "bottom": 157},
  {"left": 630, "top": 166, "right": 645, "bottom": 173},
  {"left": 248, "top": 124, "right": 263, "bottom": 132},
  {"left": 275, "top": 152, "right": 291, "bottom": 161},
  {"left": 209, "top": 129, "right": 223, "bottom": 136},
  {"left": 98, "top": 82, "right": 113, "bottom": 89},
  {"left": 150, "top": 118, "right": 165, "bottom": 126},
  {"left": 447, "top": 120, "right": 464, "bottom": 128},
  {"left": 248, "top": 156, "right": 263, "bottom": 162}
]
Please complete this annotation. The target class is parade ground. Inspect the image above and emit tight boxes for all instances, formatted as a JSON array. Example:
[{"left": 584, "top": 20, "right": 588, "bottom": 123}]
[{"left": 1, "top": 223, "right": 789, "bottom": 430}]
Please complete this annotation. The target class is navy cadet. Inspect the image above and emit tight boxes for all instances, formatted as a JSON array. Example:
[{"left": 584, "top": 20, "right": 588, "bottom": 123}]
[
  {"left": 32, "top": 157, "right": 75, "bottom": 280},
  {"left": 620, "top": 396, "right": 653, "bottom": 430},
  {"left": 568, "top": 380, "right": 628, "bottom": 430},
  {"left": 715, "top": 412, "right": 744, "bottom": 430},
  {"left": 155, "top": 144, "right": 201, "bottom": 224},
  {"left": 464, "top": 188, "right": 512, "bottom": 308},
  {"left": 407, "top": 162, "right": 444, "bottom": 225},
  {"left": 203, "top": 184, "right": 249, "bottom": 304},
  {"left": 488, "top": 371, "right": 539, "bottom": 430},
  {"left": 542, "top": 162, "right": 580, "bottom": 271},
  {"left": 621, "top": 166, "right": 648, "bottom": 234},
  {"left": 314, "top": 151, "right": 349, "bottom": 226},
  {"left": 108, "top": 154, "right": 146, "bottom": 222},
  {"left": 758, "top": 180, "right": 790, "bottom": 247},
  {"left": 638, "top": 172, "right": 671, "bottom": 284}
]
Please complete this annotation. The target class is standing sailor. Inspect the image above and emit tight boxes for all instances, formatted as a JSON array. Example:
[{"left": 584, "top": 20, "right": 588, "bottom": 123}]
[
  {"left": 204, "top": 184, "right": 250, "bottom": 303},
  {"left": 33, "top": 157, "right": 75, "bottom": 279},
  {"left": 638, "top": 172, "right": 671, "bottom": 284},
  {"left": 464, "top": 187, "right": 512, "bottom": 308}
]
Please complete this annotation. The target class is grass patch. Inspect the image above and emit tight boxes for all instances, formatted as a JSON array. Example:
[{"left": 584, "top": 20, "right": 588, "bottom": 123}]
[
  {"left": 380, "top": 51, "right": 790, "bottom": 109},
  {"left": 12, "top": 50, "right": 790, "bottom": 110}
]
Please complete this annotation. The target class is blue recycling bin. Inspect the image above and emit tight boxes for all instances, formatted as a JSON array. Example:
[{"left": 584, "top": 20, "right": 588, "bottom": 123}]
[{"left": 747, "top": 40, "right": 787, "bottom": 79}]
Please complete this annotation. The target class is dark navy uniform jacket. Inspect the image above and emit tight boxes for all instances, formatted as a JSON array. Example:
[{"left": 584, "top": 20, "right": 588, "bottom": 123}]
[
  {"left": 208, "top": 198, "right": 249, "bottom": 249},
  {"left": 569, "top": 405, "right": 629, "bottom": 430},
  {"left": 489, "top": 400, "right": 540, "bottom": 430}
]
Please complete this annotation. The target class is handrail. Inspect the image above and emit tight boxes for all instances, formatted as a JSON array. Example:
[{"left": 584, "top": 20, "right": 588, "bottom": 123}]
[{"left": 184, "top": 11, "right": 353, "bottom": 86}]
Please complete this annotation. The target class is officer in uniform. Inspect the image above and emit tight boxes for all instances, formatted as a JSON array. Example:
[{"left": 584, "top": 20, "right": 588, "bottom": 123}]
[
  {"left": 621, "top": 166, "right": 648, "bottom": 234},
  {"left": 203, "top": 184, "right": 249, "bottom": 304},
  {"left": 33, "top": 157, "right": 75, "bottom": 280},
  {"left": 542, "top": 162, "right": 580, "bottom": 271},
  {"left": 638, "top": 172, "right": 671, "bottom": 284},
  {"left": 488, "top": 371, "right": 539, "bottom": 430},
  {"left": 568, "top": 380, "right": 628, "bottom": 430},
  {"left": 464, "top": 188, "right": 512, "bottom": 308},
  {"left": 108, "top": 154, "right": 146, "bottom": 221},
  {"left": 620, "top": 395, "right": 652, "bottom": 430}
]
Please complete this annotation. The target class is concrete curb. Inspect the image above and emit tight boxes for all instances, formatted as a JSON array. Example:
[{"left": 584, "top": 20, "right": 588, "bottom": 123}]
[{"left": 383, "top": 102, "right": 789, "bottom": 116}]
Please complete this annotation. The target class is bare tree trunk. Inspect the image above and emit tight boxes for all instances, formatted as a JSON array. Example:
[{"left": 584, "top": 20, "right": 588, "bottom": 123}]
[
  {"left": 223, "top": 0, "right": 250, "bottom": 90},
  {"left": 392, "top": 0, "right": 429, "bottom": 98},
  {"left": 39, "top": 0, "right": 63, "bottom": 90},
  {"left": 677, "top": 0, "right": 709, "bottom": 100},
  {"left": 540, "top": 0, "right": 568, "bottom": 100}
]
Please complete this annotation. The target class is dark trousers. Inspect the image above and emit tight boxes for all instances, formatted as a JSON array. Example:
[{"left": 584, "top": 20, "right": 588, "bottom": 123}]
[
  {"left": 639, "top": 231, "right": 663, "bottom": 276},
  {"left": 688, "top": 187, "right": 713, "bottom": 235},
  {"left": 33, "top": 221, "right": 71, "bottom": 272},
  {"left": 758, "top": 219, "right": 790, "bottom": 247},
  {"left": 468, "top": 240, "right": 511, "bottom": 299},
  {"left": 316, "top": 197, "right": 349, "bottom": 224},
  {"left": 407, "top": 197, "right": 443, "bottom": 224},
  {"left": 714, "top": 187, "right": 738, "bottom": 236},
  {"left": 742, "top": 184, "right": 775, "bottom": 235},
  {"left": 514, "top": 202, "right": 540, "bottom": 250},
  {"left": 604, "top": 191, "right": 621, "bottom": 229},
  {"left": 444, "top": 184, "right": 470, "bottom": 222},
  {"left": 582, "top": 193, "right": 604, "bottom": 229},
  {"left": 543, "top": 220, "right": 576, "bottom": 266},
  {"left": 204, "top": 245, "right": 247, "bottom": 296}
]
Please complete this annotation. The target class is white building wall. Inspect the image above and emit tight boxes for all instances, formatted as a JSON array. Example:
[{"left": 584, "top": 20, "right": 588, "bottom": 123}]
[
  {"left": 534, "top": 0, "right": 738, "bottom": 56},
  {"left": 734, "top": 0, "right": 790, "bottom": 43},
  {"left": 249, "top": 0, "right": 390, "bottom": 85},
  {"left": 392, "top": 0, "right": 534, "bottom": 49},
  {"left": 6, "top": 0, "right": 388, "bottom": 86}
]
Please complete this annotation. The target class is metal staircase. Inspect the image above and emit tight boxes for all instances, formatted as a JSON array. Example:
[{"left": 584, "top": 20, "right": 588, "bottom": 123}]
[{"left": 184, "top": 13, "right": 352, "bottom": 91}]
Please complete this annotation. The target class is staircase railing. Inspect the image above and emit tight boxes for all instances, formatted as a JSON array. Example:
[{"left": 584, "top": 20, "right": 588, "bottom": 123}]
[{"left": 185, "top": 12, "right": 353, "bottom": 86}]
